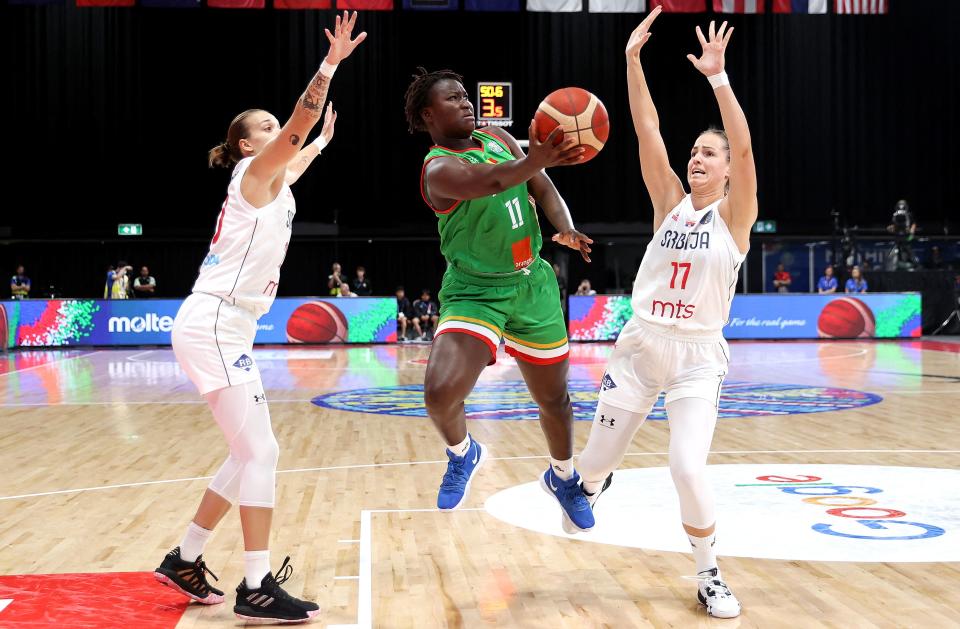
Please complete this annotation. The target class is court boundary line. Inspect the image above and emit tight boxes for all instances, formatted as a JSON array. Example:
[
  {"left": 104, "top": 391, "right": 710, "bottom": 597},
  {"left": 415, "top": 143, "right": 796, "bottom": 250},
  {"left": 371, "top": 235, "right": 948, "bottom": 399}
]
[
  {"left": 0, "top": 351, "right": 102, "bottom": 377},
  {"left": 2, "top": 449, "right": 959, "bottom": 502}
]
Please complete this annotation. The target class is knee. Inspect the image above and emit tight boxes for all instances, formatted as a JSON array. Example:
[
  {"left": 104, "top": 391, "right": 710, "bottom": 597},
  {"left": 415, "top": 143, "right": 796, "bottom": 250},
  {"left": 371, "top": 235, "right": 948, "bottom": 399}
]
[
  {"left": 670, "top": 459, "right": 703, "bottom": 492},
  {"left": 231, "top": 432, "right": 279, "bottom": 470},
  {"left": 533, "top": 388, "right": 571, "bottom": 419},
  {"left": 424, "top": 379, "right": 462, "bottom": 416}
]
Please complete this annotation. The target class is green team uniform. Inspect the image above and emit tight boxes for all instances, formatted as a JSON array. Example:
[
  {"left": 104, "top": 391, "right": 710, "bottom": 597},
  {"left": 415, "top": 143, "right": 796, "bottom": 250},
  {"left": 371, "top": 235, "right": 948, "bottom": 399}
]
[{"left": 420, "top": 129, "right": 568, "bottom": 365}]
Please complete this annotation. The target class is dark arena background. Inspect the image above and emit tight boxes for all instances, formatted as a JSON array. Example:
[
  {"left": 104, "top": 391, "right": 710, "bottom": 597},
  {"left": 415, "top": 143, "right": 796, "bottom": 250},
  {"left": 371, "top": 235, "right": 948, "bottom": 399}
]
[{"left": 2, "top": 1, "right": 959, "bottom": 627}]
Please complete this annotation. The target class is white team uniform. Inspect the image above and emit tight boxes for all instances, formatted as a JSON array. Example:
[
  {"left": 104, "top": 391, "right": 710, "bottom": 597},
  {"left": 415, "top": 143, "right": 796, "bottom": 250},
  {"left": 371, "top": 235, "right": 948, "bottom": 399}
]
[
  {"left": 599, "top": 195, "right": 746, "bottom": 412},
  {"left": 173, "top": 157, "right": 296, "bottom": 395}
]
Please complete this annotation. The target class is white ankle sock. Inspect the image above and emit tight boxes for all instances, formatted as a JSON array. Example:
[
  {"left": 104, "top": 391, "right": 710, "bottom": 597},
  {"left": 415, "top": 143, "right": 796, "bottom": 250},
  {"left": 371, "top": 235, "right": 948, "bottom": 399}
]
[
  {"left": 179, "top": 521, "right": 213, "bottom": 562},
  {"left": 448, "top": 434, "right": 471, "bottom": 458},
  {"left": 550, "top": 457, "right": 574, "bottom": 481},
  {"left": 244, "top": 550, "right": 271, "bottom": 589},
  {"left": 688, "top": 532, "right": 718, "bottom": 574}
]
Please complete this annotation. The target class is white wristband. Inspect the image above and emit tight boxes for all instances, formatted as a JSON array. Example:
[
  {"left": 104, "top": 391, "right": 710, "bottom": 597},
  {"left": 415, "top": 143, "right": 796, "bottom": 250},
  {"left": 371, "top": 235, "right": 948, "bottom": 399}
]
[
  {"left": 311, "top": 135, "right": 328, "bottom": 152},
  {"left": 319, "top": 60, "right": 338, "bottom": 78},
  {"left": 707, "top": 71, "right": 729, "bottom": 90}
]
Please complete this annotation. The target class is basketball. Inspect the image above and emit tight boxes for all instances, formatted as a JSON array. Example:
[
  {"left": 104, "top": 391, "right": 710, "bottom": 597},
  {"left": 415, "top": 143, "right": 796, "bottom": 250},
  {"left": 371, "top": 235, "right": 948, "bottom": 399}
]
[
  {"left": 533, "top": 87, "right": 609, "bottom": 163},
  {"left": 286, "top": 301, "right": 349, "bottom": 343},
  {"left": 817, "top": 297, "right": 877, "bottom": 339}
]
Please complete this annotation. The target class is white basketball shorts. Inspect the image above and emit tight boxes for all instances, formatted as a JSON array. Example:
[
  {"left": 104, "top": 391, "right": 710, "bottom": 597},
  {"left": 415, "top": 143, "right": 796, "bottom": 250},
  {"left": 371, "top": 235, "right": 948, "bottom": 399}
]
[
  {"left": 172, "top": 292, "right": 261, "bottom": 395},
  {"left": 598, "top": 316, "right": 730, "bottom": 414}
]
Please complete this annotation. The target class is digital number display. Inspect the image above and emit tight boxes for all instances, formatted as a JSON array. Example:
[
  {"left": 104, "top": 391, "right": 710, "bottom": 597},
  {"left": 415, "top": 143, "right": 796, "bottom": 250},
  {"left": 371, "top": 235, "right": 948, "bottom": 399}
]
[{"left": 476, "top": 81, "right": 512, "bottom": 126}]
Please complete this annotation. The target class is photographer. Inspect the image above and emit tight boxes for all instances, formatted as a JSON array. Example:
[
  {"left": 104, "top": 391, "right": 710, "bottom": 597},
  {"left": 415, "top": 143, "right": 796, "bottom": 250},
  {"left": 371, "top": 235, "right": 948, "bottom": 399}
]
[
  {"left": 886, "top": 199, "right": 918, "bottom": 271},
  {"left": 10, "top": 265, "right": 30, "bottom": 299}
]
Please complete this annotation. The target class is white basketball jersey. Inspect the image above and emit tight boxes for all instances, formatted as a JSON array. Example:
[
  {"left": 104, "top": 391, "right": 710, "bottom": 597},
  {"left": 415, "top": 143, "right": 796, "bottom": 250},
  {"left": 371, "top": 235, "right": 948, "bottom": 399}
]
[
  {"left": 192, "top": 157, "right": 296, "bottom": 319},
  {"left": 630, "top": 195, "right": 746, "bottom": 335}
]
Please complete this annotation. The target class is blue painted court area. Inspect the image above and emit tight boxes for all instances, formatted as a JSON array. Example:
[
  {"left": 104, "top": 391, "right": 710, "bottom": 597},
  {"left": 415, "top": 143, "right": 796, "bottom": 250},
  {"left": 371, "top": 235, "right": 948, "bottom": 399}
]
[{"left": 311, "top": 379, "right": 883, "bottom": 421}]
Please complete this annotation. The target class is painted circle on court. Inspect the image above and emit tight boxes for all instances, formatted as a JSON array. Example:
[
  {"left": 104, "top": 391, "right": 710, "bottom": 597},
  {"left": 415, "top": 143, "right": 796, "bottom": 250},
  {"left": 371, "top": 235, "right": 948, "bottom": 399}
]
[
  {"left": 484, "top": 464, "right": 959, "bottom": 562},
  {"left": 311, "top": 380, "right": 881, "bottom": 421}
]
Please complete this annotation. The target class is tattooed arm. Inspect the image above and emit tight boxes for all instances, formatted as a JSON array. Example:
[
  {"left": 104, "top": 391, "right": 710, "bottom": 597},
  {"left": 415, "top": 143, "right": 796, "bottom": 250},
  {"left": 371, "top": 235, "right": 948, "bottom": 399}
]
[
  {"left": 245, "top": 11, "right": 366, "bottom": 196},
  {"left": 286, "top": 102, "right": 337, "bottom": 186}
]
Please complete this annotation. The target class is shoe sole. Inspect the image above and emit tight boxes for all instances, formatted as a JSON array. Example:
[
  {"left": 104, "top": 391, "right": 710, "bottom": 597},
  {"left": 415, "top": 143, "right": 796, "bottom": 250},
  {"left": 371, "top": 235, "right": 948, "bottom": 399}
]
[
  {"left": 154, "top": 571, "right": 224, "bottom": 605},
  {"left": 697, "top": 590, "right": 741, "bottom": 618},
  {"left": 539, "top": 474, "right": 594, "bottom": 534},
  {"left": 234, "top": 609, "right": 321, "bottom": 624},
  {"left": 438, "top": 442, "right": 488, "bottom": 511}
]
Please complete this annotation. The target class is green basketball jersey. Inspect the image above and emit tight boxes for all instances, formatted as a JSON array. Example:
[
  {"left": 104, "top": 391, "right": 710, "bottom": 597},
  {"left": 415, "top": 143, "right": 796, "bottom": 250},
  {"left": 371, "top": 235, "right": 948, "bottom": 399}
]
[{"left": 421, "top": 129, "right": 542, "bottom": 276}]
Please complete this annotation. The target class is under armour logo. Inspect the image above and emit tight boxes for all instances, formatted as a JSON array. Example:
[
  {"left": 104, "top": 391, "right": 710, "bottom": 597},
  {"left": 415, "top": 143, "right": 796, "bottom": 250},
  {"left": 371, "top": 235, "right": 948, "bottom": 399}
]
[
  {"left": 253, "top": 393, "right": 267, "bottom": 404},
  {"left": 599, "top": 415, "right": 615, "bottom": 428},
  {"left": 600, "top": 373, "right": 617, "bottom": 391}
]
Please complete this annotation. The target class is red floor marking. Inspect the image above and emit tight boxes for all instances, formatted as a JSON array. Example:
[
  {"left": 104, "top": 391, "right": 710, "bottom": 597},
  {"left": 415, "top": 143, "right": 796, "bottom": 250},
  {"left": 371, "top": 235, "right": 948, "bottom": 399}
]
[
  {"left": 0, "top": 572, "right": 189, "bottom": 628},
  {"left": 904, "top": 340, "right": 960, "bottom": 354}
]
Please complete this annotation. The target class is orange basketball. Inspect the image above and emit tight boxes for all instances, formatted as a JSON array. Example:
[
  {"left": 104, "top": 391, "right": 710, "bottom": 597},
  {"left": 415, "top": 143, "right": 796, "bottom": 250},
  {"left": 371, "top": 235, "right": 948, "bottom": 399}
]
[
  {"left": 533, "top": 87, "right": 609, "bottom": 163},
  {"left": 286, "top": 301, "right": 348, "bottom": 344},
  {"left": 817, "top": 298, "right": 876, "bottom": 339}
]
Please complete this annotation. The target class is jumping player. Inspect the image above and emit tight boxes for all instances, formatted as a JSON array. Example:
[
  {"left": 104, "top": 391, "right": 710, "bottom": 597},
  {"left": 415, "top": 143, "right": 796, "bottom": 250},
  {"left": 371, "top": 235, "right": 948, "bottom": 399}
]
[
  {"left": 403, "top": 68, "right": 596, "bottom": 531},
  {"left": 577, "top": 10, "right": 757, "bottom": 618},
  {"left": 152, "top": 12, "right": 365, "bottom": 624}
]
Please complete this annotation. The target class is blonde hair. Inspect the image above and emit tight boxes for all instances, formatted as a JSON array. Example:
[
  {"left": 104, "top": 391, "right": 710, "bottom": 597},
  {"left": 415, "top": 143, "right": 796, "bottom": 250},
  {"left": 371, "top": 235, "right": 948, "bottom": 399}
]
[{"left": 207, "top": 109, "right": 262, "bottom": 169}]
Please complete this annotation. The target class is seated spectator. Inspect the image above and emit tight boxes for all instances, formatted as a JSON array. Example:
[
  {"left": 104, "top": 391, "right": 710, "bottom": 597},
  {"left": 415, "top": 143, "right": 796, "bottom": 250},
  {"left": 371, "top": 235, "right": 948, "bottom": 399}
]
[
  {"left": 133, "top": 266, "right": 157, "bottom": 298},
  {"left": 412, "top": 289, "right": 439, "bottom": 341},
  {"left": 352, "top": 266, "right": 372, "bottom": 296},
  {"left": 575, "top": 279, "right": 596, "bottom": 296},
  {"left": 328, "top": 262, "right": 348, "bottom": 296},
  {"left": 338, "top": 283, "right": 357, "bottom": 298},
  {"left": 10, "top": 265, "right": 30, "bottom": 299},
  {"left": 773, "top": 263, "right": 792, "bottom": 293},
  {"left": 817, "top": 265, "right": 838, "bottom": 294},
  {"left": 845, "top": 266, "right": 868, "bottom": 294},
  {"left": 396, "top": 286, "right": 421, "bottom": 342}
]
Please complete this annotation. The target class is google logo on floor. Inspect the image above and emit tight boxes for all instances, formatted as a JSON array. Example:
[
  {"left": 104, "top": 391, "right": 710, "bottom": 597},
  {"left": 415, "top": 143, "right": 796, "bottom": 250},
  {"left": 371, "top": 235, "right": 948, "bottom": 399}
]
[{"left": 750, "top": 474, "right": 945, "bottom": 540}]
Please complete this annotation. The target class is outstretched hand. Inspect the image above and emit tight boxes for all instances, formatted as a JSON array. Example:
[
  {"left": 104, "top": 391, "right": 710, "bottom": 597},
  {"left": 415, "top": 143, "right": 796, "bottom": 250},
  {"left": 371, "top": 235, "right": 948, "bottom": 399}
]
[
  {"left": 526, "top": 119, "right": 584, "bottom": 169},
  {"left": 687, "top": 20, "right": 733, "bottom": 77},
  {"left": 552, "top": 229, "right": 594, "bottom": 263},
  {"left": 325, "top": 10, "right": 367, "bottom": 65},
  {"left": 625, "top": 5, "right": 662, "bottom": 59}
]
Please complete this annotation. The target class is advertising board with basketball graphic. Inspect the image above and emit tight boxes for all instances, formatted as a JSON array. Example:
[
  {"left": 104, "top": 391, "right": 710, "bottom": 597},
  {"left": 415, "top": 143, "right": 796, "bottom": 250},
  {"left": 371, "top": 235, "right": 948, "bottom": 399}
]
[
  {"left": 0, "top": 297, "right": 397, "bottom": 348},
  {"left": 569, "top": 293, "right": 922, "bottom": 341}
]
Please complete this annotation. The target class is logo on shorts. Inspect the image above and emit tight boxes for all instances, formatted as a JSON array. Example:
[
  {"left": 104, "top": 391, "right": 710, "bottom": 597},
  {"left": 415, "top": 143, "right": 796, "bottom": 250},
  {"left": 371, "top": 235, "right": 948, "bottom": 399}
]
[
  {"left": 600, "top": 373, "right": 617, "bottom": 391},
  {"left": 202, "top": 253, "right": 220, "bottom": 267},
  {"left": 233, "top": 354, "right": 255, "bottom": 372},
  {"left": 599, "top": 415, "right": 616, "bottom": 429},
  {"left": 253, "top": 392, "right": 267, "bottom": 404}
]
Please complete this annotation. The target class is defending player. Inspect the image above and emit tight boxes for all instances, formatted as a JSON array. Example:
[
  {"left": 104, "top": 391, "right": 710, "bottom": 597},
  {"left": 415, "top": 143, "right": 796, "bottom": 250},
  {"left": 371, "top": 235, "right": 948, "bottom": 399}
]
[
  {"left": 577, "top": 10, "right": 757, "bottom": 618},
  {"left": 152, "top": 12, "right": 365, "bottom": 624}
]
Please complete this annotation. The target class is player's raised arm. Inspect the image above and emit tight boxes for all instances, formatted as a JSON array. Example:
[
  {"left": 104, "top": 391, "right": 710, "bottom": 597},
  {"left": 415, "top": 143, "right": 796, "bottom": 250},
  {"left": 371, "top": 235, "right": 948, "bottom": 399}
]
[
  {"left": 285, "top": 102, "right": 337, "bottom": 186},
  {"left": 246, "top": 11, "right": 365, "bottom": 188},
  {"left": 626, "top": 7, "right": 686, "bottom": 226},
  {"left": 687, "top": 20, "right": 758, "bottom": 252}
]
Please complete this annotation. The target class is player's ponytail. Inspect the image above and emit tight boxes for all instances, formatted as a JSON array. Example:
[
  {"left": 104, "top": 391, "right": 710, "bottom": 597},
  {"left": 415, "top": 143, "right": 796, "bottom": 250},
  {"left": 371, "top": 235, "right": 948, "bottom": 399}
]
[{"left": 207, "top": 109, "right": 262, "bottom": 169}]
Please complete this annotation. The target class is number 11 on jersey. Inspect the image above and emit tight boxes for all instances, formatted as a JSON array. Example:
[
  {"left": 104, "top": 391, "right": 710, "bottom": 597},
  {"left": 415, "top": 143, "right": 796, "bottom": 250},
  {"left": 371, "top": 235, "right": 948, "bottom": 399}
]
[
  {"left": 505, "top": 197, "right": 524, "bottom": 230},
  {"left": 670, "top": 262, "right": 691, "bottom": 289}
]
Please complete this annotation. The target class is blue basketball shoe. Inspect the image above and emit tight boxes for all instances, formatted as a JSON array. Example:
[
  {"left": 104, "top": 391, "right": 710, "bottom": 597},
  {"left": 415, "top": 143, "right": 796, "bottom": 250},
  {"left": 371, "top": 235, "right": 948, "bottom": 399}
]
[
  {"left": 437, "top": 436, "right": 487, "bottom": 510},
  {"left": 540, "top": 467, "right": 595, "bottom": 533}
]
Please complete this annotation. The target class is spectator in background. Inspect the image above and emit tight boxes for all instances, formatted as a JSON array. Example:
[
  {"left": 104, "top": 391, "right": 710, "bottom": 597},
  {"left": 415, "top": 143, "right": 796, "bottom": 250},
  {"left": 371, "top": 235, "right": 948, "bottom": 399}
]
[
  {"left": 338, "top": 283, "right": 356, "bottom": 298},
  {"left": 328, "top": 262, "right": 348, "bottom": 296},
  {"left": 845, "top": 266, "right": 868, "bottom": 294},
  {"left": 412, "top": 289, "right": 439, "bottom": 341},
  {"left": 575, "top": 279, "right": 596, "bottom": 296},
  {"left": 929, "top": 246, "right": 944, "bottom": 270},
  {"left": 817, "top": 265, "right": 838, "bottom": 294},
  {"left": 133, "top": 266, "right": 157, "bottom": 298},
  {"left": 773, "top": 263, "right": 792, "bottom": 293},
  {"left": 109, "top": 261, "right": 133, "bottom": 299},
  {"left": 104, "top": 265, "right": 115, "bottom": 298},
  {"left": 352, "top": 266, "right": 372, "bottom": 296},
  {"left": 396, "top": 286, "right": 421, "bottom": 342},
  {"left": 10, "top": 265, "right": 30, "bottom": 299}
]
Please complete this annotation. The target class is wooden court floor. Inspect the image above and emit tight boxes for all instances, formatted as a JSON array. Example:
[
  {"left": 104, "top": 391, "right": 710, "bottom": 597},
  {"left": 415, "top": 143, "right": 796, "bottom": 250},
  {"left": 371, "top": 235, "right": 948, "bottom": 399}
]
[{"left": 1, "top": 339, "right": 959, "bottom": 628}]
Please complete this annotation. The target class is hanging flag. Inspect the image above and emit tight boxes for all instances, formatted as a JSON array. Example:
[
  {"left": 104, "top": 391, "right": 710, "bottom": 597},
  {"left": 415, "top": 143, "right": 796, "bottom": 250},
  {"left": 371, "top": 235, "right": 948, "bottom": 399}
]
[
  {"left": 76, "top": 0, "right": 134, "bottom": 5},
  {"left": 649, "top": 0, "right": 705, "bottom": 11},
  {"left": 834, "top": 0, "right": 886, "bottom": 13},
  {"left": 403, "top": 0, "right": 456, "bottom": 8},
  {"left": 208, "top": 0, "right": 264, "bottom": 7},
  {"left": 713, "top": 0, "right": 763, "bottom": 12},
  {"left": 589, "top": 0, "right": 645, "bottom": 11},
  {"left": 336, "top": 0, "right": 393, "bottom": 8},
  {"left": 772, "top": 0, "right": 828, "bottom": 12},
  {"left": 465, "top": 0, "right": 519, "bottom": 9},
  {"left": 527, "top": 0, "right": 582, "bottom": 11},
  {"left": 275, "top": 0, "right": 331, "bottom": 7},
  {"left": 141, "top": 0, "right": 200, "bottom": 7}
]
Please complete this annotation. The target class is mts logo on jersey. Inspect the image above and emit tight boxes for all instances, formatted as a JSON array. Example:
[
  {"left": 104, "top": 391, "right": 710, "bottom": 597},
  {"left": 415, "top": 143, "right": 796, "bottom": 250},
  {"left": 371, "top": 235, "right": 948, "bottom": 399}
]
[
  {"left": 651, "top": 299, "right": 696, "bottom": 319},
  {"left": 233, "top": 354, "right": 255, "bottom": 372}
]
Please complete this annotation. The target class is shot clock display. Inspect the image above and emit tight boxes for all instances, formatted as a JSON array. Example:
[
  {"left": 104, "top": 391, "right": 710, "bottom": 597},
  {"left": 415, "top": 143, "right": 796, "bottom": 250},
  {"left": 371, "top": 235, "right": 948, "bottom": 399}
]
[{"left": 477, "top": 81, "right": 512, "bottom": 127}]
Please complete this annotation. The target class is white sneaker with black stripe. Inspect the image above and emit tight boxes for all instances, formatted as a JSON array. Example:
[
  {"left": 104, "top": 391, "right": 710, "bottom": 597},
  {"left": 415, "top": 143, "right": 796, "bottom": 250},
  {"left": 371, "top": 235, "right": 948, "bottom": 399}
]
[
  {"left": 696, "top": 568, "right": 741, "bottom": 618},
  {"left": 233, "top": 556, "right": 320, "bottom": 624}
]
